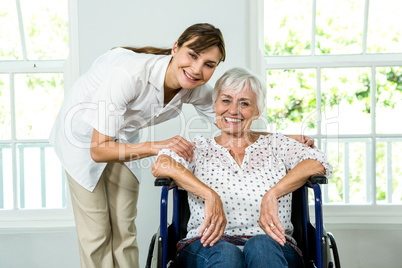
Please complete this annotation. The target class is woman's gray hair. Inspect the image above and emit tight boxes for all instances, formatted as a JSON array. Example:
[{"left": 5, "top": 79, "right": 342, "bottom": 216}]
[{"left": 212, "top": 67, "right": 266, "bottom": 114}]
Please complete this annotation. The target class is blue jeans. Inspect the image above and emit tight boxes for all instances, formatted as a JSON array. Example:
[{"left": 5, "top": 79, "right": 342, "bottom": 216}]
[{"left": 177, "top": 234, "right": 304, "bottom": 268}]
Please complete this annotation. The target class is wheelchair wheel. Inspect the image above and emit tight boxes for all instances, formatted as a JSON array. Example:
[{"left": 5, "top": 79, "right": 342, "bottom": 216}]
[
  {"left": 146, "top": 233, "right": 157, "bottom": 268},
  {"left": 327, "top": 232, "right": 340, "bottom": 268}
]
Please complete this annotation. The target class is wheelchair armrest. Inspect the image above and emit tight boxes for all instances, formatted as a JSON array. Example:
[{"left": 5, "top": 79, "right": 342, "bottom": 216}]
[
  {"left": 308, "top": 174, "right": 328, "bottom": 185},
  {"left": 154, "top": 177, "right": 178, "bottom": 187},
  {"left": 154, "top": 177, "right": 172, "bottom": 186}
]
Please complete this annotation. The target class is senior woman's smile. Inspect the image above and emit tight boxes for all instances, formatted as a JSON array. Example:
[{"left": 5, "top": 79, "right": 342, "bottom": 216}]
[{"left": 224, "top": 117, "right": 242, "bottom": 123}]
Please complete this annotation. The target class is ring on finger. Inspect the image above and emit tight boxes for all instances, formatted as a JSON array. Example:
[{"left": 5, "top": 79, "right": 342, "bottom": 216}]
[{"left": 269, "top": 223, "right": 275, "bottom": 228}]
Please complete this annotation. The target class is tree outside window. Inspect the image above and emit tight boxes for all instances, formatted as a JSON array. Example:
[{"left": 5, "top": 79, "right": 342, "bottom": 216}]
[
  {"left": 0, "top": 0, "right": 68, "bottom": 210},
  {"left": 264, "top": 0, "right": 402, "bottom": 205}
]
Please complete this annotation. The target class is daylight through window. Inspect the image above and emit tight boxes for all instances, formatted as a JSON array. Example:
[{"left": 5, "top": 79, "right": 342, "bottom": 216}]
[
  {"left": 264, "top": 0, "right": 402, "bottom": 205},
  {"left": 0, "top": 0, "right": 68, "bottom": 210}
]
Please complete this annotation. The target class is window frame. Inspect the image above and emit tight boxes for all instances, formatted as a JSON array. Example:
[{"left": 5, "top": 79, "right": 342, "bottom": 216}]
[
  {"left": 247, "top": 0, "right": 402, "bottom": 225},
  {"left": 0, "top": 0, "right": 79, "bottom": 230}
]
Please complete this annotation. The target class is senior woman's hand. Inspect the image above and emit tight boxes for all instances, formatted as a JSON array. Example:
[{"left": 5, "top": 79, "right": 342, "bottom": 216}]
[
  {"left": 152, "top": 154, "right": 227, "bottom": 247},
  {"left": 199, "top": 191, "right": 227, "bottom": 247},
  {"left": 259, "top": 192, "right": 286, "bottom": 246}
]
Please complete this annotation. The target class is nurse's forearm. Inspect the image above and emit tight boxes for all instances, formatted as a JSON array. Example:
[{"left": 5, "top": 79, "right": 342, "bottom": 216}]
[
  {"left": 90, "top": 141, "right": 158, "bottom": 163},
  {"left": 152, "top": 154, "right": 217, "bottom": 201}
]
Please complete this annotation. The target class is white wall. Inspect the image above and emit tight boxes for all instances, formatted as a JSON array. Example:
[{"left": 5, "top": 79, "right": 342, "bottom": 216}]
[{"left": 0, "top": 0, "right": 401, "bottom": 267}]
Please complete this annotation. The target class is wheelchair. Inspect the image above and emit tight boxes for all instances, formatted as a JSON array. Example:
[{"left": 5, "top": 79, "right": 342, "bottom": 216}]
[{"left": 146, "top": 175, "right": 340, "bottom": 268}]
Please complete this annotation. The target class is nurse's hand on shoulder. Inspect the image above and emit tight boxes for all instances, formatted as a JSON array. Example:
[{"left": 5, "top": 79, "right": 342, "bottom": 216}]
[
  {"left": 287, "top": 135, "right": 316, "bottom": 148},
  {"left": 155, "top": 136, "right": 195, "bottom": 161}
]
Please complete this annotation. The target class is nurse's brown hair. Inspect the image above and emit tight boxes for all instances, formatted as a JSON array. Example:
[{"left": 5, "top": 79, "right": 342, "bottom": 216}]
[{"left": 121, "top": 23, "right": 226, "bottom": 64}]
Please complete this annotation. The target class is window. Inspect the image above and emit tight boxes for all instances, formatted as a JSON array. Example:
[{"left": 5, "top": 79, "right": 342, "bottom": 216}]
[
  {"left": 0, "top": 0, "right": 72, "bottom": 227},
  {"left": 249, "top": 0, "right": 402, "bottom": 223}
]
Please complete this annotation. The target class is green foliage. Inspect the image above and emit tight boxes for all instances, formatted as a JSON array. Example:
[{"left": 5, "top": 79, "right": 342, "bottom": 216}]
[
  {"left": 265, "top": 8, "right": 402, "bottom": 202},
  {"left": 265, "top": 29, "right": 310, "bottom": 56},
  {"left": 266, "top": 69, "right": 316, "bottom": 130},
  {"left": 386, "top": 68, "right": 402, "bottom": 91},
  {"left": 269, "top": 67, "right": 402, "bottom": 123}
]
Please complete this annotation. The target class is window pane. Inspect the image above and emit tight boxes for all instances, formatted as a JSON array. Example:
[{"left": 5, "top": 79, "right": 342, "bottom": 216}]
[
  {"left": 20, "top": 0, "right": 69, "bottom": 60},
  {"left": 18, "top": 145, "right": 41, "bottom": 209},
  {"left": 376, "top": 67, "right": 402, "bottom": 134},
  {"left": 0, "top": 0, "right": 23, "bottom": 60},
  {"left": 14, "top": 73, "right": 64, "bottom": 139},
  {"left": 376, "top": 140, "right": 387, "bottom": 203},
  {"left": 367, "top": 0, "right": 402, "bottom": 53},
  {"left": 321, "top": 68, "right": 371, "bottom": 135},
  {"left": 348, "top": 141, "right": 369, "bottom": 204},
  {"left": 0, "top": 145, "right": 13, "bottom": 210},
  {"left": 44, "top": 147, "right": 66, "bottom": 208},
  {"left": 323, "top": 139, "right": 370, "bottom": 204},
  {"left": 267, "top": 69, "right": 317, "bottom": 134},
  {"left": 264, "top": 0, "right": 312, "bottom": 55},
  {"left": 391, "top": 141, "right": 402, "bottom": 204},
  {"left": 17, "top": 144, "right": 65, "bottom": 209},
  {"left": 376, "top": 140, "right": 402, "bottom": 204},
  {"left": 323, "top": 139, "right": 344, "bottom": 203},
  {"left": 0, "top": 74, "right": 11, "bottom": 140},
  {"left": 316, "top": 0, "right": 364, "bottom": 55}
]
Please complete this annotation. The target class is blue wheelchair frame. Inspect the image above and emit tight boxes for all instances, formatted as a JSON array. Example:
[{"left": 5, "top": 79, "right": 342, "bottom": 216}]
[{"left": 147, "top": 175, "right": 340, "bottom": 268}]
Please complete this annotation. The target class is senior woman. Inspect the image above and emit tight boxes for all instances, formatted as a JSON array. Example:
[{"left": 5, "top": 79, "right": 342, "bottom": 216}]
[{"left": 151, "top": 67, "right": 333, "bottom": 268}]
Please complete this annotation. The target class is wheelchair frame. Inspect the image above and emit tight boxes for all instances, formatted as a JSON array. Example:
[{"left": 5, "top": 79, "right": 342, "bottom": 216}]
[{"left": 147, "top": 175, "right": 340, "bottom": 268}]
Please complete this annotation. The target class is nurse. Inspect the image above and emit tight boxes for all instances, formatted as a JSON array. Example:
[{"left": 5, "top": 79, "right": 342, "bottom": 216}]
[{"left": 50, "top": 23, "right": 313, "bottom": 268}]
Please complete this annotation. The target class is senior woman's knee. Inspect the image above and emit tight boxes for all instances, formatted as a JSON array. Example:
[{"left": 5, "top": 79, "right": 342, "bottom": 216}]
[
  {"left": 243, "top": 234, "right": 282, "bottom": 256},
  {"left": 243, "top": 235, "right": 288, "bottom": 267},
  {"left": 191, "top": 240, "right": 243, "bottom": 268},
  {"left": 209, "top": 241, "right": 245, "bottom": 268},
  {"left": 179, "top": 239, "right": 246, "bottom": 268}
]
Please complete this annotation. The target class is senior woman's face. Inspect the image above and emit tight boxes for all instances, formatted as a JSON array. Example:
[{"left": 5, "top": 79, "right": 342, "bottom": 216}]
[{"left": 214, "top": 88, "right": 259, "bottom": 135}]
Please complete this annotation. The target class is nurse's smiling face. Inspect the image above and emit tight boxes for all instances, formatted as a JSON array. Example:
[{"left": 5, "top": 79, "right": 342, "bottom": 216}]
[{"left": 166, "top": 38, "right": 221, "bottom": 90}]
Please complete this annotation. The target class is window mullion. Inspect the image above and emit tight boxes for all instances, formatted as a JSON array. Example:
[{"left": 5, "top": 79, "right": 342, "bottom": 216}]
[
  {"left": 370, "top": 66, "right": 377, "bottom": 205},
  {"left": 386, "top": 141, "right": 393, "bottom": 203},
  {"left": 15, "top": 0, "right": 28, "bottom": 61},
  {"left": 311, "top": 0, "right": 317, "bottom": 56},
  {"left": 344, "top": 142, "right": 350, "bottom": 204},
  {"left": 10, "top": 73, "right": 18, "bottom": 210},
  {"left": 366, "top": 140, "right": 372, "bottom": 204},
  {"left": 264, "top": 54, "right": 402, "bottom": 69},
  {"left": 40, "top": 147, "right": 46, "bottom": 208},
  {"left": 317, "top": 66, "right": 329, "bottom": 203},
  {"left": 0, "top": 61, "right": 66, "bottom": 72},
  {"left": 362, "top": 0, "right": 370, "bottom": 54},
  {"left": 316, "top": 67, "right": 322, "bottom": 141},
  {"left": 18, "top": 146, "right": 25, "bottom": 209}
]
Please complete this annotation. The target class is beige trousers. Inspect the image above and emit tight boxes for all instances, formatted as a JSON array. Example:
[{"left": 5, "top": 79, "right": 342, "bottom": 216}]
[{"left": 67, "top": 163, "right": 140, "bottom": 268}]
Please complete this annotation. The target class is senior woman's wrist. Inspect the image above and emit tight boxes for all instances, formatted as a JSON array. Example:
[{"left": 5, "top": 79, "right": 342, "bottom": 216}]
[
  {"left": 199, "top": 187, "right": 219, "bottom": 202},
  {"left": 265, "top": 187, "right": 282, "bottom": 200}
]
